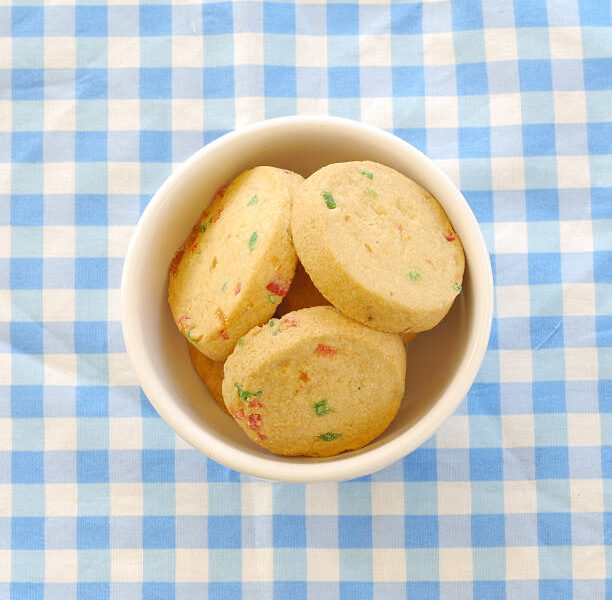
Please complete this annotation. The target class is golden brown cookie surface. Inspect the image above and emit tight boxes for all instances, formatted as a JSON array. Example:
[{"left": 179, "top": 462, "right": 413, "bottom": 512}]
[{"left": 187, "top": 343, "right": 228, "bottom": 414}]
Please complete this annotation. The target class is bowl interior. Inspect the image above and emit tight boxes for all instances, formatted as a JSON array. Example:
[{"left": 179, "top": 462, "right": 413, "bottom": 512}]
[{"left": 124, "top": 118, "right": 489, "bottom": 479}]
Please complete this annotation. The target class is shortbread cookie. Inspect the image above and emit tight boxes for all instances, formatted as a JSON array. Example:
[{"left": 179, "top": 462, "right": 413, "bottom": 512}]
[
  {"left": 223, "top": 306, "right": 406, "bottom": 457},
  {"left": 187, "top": 343, "right": 228, "bottom": 414},
  {"left": 169, "top": 167, "right": 301, "bottom": 360},
  {"left": 291, "top": 161, "right": 465, "bottom": 333}
]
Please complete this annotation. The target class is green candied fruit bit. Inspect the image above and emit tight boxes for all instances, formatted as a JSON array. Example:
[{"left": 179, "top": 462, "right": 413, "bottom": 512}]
[
  {"left": 408, "top": 270, "right": 421, "bottom": 281},
  {"left": 268, "top": 294, "right": 277, "bottom": 304},
  {"left": 248, "top": 231, "right": 258, "bottom": 251},
  {"left": 313, "top": 400, "right": 333, "bottom": 417},
  {"left": 235, "top": 383, "right": 262, "bottom": 403},
  {"left": 360, "top": 168, "right": 374, "bottom": 180},
  {"left": 220, "top": 280, "right": 228, "bottom": 292},
  {"left": 247, "top": 194, "right": 259, "bottom": 206},
  {"left": 268, "top": 318, "right": 279, "bottom": 327},
  {"left": 186, "top": 329, "right": 201, "bottom": 343},
  {"left": 237, "top": 337, "right": 245, "bottom": 346},
  {"left": 322, "top": 190, "right": 336, "bottom": 209},
  {"left": 199, "top": 223, "right": 207, "bottom": 233},
  {"left": 368, "top": 189, "right": 378, "bottom": 197},
  {"left": 454, "top": 283, "right": 463, "bottom": 292},
  {"left": 316, "top": 432, "right": 342, "bottom": 442}
]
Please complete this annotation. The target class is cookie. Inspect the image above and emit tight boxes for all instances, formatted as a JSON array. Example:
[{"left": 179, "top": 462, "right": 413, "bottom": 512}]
[
  {"left": 276, "top": 262, "right": 329, "bottom": 316},
  {"left": 187, "top": 342, "right": 228, "bottom": 414},
  {"left": 169, "top": 167, "right": 301, "bottom": 361},
  {"left": 291, "top": 161, "right": 465, "bottom": 333},
  {"left": 223, "top": 306, "right": 406, "bottom": 457}
]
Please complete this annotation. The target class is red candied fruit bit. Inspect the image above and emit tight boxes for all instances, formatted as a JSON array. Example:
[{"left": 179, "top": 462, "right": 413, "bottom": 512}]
[
  {"left": 444, "top": 233, "right": 456, "bottom": 242},
  {"left": 266, "top": 280, "right": 290, "bottom": 298},
  {"left": 315, "top": 344, "right": 336, "bottom": 357},
  {"left": 215, "top": 185, "right": 227, "bottom": 199},
  {"left": 213, "top": 206, "right": 224, "bottom": 223},
  {"left": 248, "top": 399, "right": 263, "bottom": 408},
  {"left": 233, "top": 409, "right": 245, "bottom": 420},
  {"left": 234, "top": 282, "right": 241, "bottom": 295},
  {"left": 219, "top": 329, "right": 230, "bottom": 340},
  {"left": 281, "top": 317, "right": 298, "bottom": 328},
  {"left": 190, "top": 242, "right": 198, "bottom": 253},
  {"left": 282, "top": 169, "right": 292, "bottom": 174},
  {"left": 247, "top": 414, "right": 263, "bottom": 431},
  {"left": 177, "top": 315, "right": 191, "bottom": 327},
  {"left": 257, "top": 432, "right": 266, "bottom": 440}
]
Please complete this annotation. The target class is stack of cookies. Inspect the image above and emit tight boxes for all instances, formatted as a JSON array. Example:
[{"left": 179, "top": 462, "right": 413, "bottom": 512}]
[{"left": 169, "top": 162, "right": 464, "bottom": 457}]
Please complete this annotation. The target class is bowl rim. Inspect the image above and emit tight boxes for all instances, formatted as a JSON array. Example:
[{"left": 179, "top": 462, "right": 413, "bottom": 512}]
[{"left": 121, "top": 115, "right": 494, "bottom": 482}]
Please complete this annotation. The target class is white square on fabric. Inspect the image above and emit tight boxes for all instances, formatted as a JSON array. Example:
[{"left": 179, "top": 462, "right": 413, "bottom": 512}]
[
  {"left": 0, "top": 290, "right": 9, "bottom": 322},
  {"left": 46, "top": 483, "right": 78, "bottom": 516},
  {"left": 44, "top": 354, "right": 77, "bottom": 386},
  {"left": 175, "top": 483, "right": 208, "bottom": 516},
  {"left": 494, "top": 222, "right": 528, "bottom": 254},
  {"left": 0, "top": 227, "right": 9, "bottom": 258},
  {"left": 0, "top": 356, "right": 10, "bottom": 387},
  {"left": 108, "top": 163, "right": 141, "bottom": 194},
  {"left": 373, "top": 548, "right": 406, "bottom": 582},
  {"left": 110, "top": 483, "right": 143, "bottom": 516},
  {"left": 560, "top": 220, "right": 593, "bottom": 253},
  {"left": 242, "top": 548, "right": 274, "bottom": 582},
  {"left": 241, "top": 482, "right": 273, "bottom": 516},
  {"left": 489, "top": 93, "right": 522, "bottom": 126},
  {"left": 502, "top": 415, "right": 535, "bottom": 448},
  {"left": 549, "top": 27, "right": 583, "bottom": 59},
  {"left": 109, "top": 417, "right": 142, "bottom": 450},
  {"left": 425, "top": 96, "right": 458, "bottom": 128},
  {"left": 499, "top": 350, "right": 532, "bottom": 382},
  {"left": 305, "top": 482, "right": 338, "bottom": 515},
  {"left": 435, "top": 158, "right": 461, "bottom": 188},
  {"left": 0, "top": 38, "right": 11, "bottom": 69},
  {"left": 565, "top": 347, "right": 598, "bottom": 380},
  {"left": 567, "top": 414, "right": 601, "bottom": 446},
  {"left": 423, "top": 33, "right": 455, "bottom": 65},
  {"left": 111, "top": 549, "right": 144, "bottom": 582},
  {"left": 554, "top": 91, "right": 587, "bottom": 124},
  {"left": 570, "top": 479, "right": 604, "bottom": 512},
  {"left": 108, "top": 226, "right": 135, "bottom": 258},
  {"left": 504, "top": 480, "right": 537, "bottom": 513},
  {"left": 44, "top": 37, "right": 76, "bottom": 69},
  {"left": 359, "top": 34, "right": 391, "bottom": 67},
  {"left": 484, "top": 28, "right": 518, "bottom": 62},
  {"left": 45, "top": 417, "right": 77, "bottom": 451},
  {"left": 45, "top": 550, "right": 78, "bottom": 583},
  {"left": 0, "top": 486, "right": 10, "bottom": 517},
  {"left": 43, "top": 290, "right": 75, "bottom": 322},
  {"left": 557, "top": 155, "right": 590, "bottom": 189},
  {"left": 496, "top": 286, "right": 531, "bottom": 318},
  {"left": 295, "top": 35, "right": 327, "bottom": 68},
  {"left": 361, "top": 97, "right": 394, "bottom": 129},
  {"left": 172, "top": 99, "right": 204, "bottom": 131},
  {"left": 0, "top": 420, "right": 10, "bottom": 450},
  {"left": 45, "top": 162, "right": 75, "bottom": 195},
  {"left": 108, "top": 100, "right": 140, "bottom": 131},
  {"left": 438, "top": 482, "right": 471, "bottom": 515},
  {"left": 0, "top": 550, "right": 9, "bottom": 582},
  {"left": 371, "top": 482, "right": 404, "bottom": 515},
  {"left": 436, "top": 415, "right": 470, "bottom": 448},
  {"left": 234, "top": 33, "right": 265, "bottom": 65},
  {"left": 175, "top": 549, "right": 209, "bottom": 582},
  {"left": 506, "top": 547, "right": 539, "bottom": 580},
  {"left": 43, "top": 226, "right": 75, "bottom": 258},
  {"left": 307, "top": 548, "right": 339, "bottom": 581},
  {"left": 297, "top": 97, "right": 329, "bottom": 116},
  {"left": 491, "top": 157, "right": 525, "bottom": 191},
  {"left": 108, "top": 289, "right": 122, "bottom": 322},
  {"left": 108, "top": 37, "right": 140, "bottom": 69},
  {"left": 439, "top": 548, "right": 473, "bottom": 581},
  {"left": 0, "top": 165, "right": 11, "bottom": 194},
  {"left": 108, "top": 353, "right": 140, "bottom": 385},
  {"left": 0, "top": 101, "right": 10, "bottom": 132},
  {"left": 563, "top": 283, "right": 596, "bottom": 316},
  {"left": 573, "top": 546, "right": 606, "bottom": 580},
  {"left": 235, "top": 97, "right": 266, "bottom": 129},
  {"left": 172, "top": 35, "right": 204, "bottom": 68},
  {"left": 45, "top": 100, "right": 76, "bottom": 132}
]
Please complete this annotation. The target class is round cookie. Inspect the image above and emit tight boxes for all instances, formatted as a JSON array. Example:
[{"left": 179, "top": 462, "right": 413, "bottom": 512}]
[
  {"left": 187, "top": 342, "right": 228, "bottom": 414},
  {"left": 275, "top": 262, "right": 329, "bottom": 316},
  {"left": 169, "top": 167, "right": 302, "bottom": 361},
  {"left": 223, "top": 306, "right": 406, "bottom": 457},
  {"left": 291, "top": 161, "right": 465, "bottom": 333}
]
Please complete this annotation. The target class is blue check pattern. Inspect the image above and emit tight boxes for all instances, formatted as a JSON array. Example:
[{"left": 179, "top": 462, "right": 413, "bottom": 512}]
[{"left": 1, "top": 1, "right": 611, "bottom": 598}]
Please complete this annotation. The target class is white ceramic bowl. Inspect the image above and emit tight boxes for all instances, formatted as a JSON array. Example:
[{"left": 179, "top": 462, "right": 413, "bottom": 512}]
[{"left": 121, "top": 116, "right": 493, "bottom": 482}]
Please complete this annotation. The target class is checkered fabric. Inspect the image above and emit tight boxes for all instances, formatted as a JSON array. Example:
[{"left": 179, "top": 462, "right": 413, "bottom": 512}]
[{"left": 1, "top": 0, "right": 611, "bottom": 598}]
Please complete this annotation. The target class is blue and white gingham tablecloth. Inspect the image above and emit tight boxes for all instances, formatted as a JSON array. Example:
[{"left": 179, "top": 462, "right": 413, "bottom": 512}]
[{"left": 1, "top": 1, "right": 611, "bottom": 598}]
